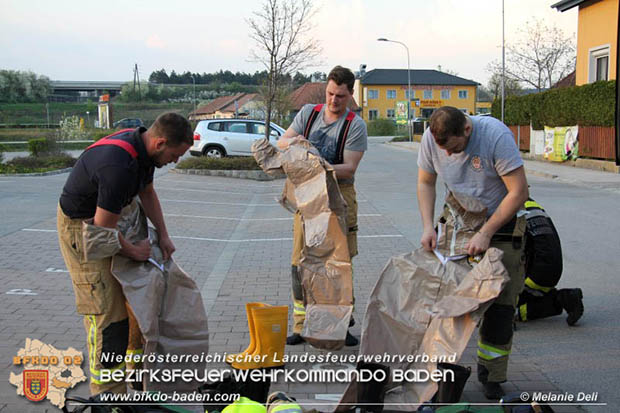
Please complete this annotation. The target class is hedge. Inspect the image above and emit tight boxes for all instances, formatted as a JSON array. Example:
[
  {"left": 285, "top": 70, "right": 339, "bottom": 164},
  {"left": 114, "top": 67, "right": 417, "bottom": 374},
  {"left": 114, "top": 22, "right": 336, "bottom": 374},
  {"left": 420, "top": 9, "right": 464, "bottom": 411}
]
[
  {"left": 176, "top": 156, "right": 260, "bottom": 170},
  {"left": 367, "top": 118, "right": 397, "bottom": 136},
  {"left": 0, "top": 153, "right": 76, "bottom": 174},
  {"left": 491, "top": 80, "right": 615, "bottom": 130}
]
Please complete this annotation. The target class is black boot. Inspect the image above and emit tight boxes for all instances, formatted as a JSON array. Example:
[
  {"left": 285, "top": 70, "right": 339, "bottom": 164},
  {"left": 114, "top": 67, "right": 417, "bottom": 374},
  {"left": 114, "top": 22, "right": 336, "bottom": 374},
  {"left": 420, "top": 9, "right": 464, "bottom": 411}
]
[
  {"left": 286, "top": 333, "right": 305, "bottom": 345},
  {"left": 556, "top": 288, "right": 584, "bottom": 326},
  {"left": 345, "top": 330, "right": 359, "bottom": 346},
  {"left": 477, "top": 363, "right": 505, "bottom": 400},
  {"left": 432, "top": 363, "right": 471, "bottom": 403},
  {"left": 357, "top": 362, "right": 390, "bottom": 413},
  {"left": 482, "top": 382, "right": 505, "bottom": 400}
]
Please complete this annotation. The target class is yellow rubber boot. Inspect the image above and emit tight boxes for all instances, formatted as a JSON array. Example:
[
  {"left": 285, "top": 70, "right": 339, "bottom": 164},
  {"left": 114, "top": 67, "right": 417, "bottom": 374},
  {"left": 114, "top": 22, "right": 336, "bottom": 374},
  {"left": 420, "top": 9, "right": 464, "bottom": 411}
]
[
  {"left": 231, "top": 305, "right": 288, "bottom": 370},
  {"left": 226, "top": 302, "right": 269, "bottom": 365}
]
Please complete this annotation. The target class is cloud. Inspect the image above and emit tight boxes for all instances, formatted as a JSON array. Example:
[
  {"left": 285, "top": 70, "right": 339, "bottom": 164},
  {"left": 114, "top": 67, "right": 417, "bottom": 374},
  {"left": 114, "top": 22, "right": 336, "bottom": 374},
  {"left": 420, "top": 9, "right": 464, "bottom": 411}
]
[{"left": 146, "top": 35, "right": 166, "bottom": 49}]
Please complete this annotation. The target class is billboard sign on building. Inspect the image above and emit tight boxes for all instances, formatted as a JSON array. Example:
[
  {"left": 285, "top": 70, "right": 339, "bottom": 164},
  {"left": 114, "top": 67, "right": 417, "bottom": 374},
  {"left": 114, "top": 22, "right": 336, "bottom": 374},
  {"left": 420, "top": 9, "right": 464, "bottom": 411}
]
[{"left": 395, "top": 101, "right": 408, "bottom": 124}]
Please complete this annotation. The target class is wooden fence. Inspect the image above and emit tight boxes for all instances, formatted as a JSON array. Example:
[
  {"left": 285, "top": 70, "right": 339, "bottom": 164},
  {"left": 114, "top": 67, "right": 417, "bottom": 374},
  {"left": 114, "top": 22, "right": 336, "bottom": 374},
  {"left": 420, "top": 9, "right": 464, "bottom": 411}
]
[{"left": 508, "top": 125, "right": 615, "bottom": 160}]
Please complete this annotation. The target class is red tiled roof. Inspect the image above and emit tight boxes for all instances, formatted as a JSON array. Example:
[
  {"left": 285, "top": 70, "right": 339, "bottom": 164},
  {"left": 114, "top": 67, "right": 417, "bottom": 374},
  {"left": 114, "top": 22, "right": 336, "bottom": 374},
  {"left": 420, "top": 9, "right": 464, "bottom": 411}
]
[
  {"left": 289, "top": 83, "right": 359, "bottom": 111},
  {"left": 191, "top": 93, "right": 248, "bottom": 116},
  {"left": 552, "top": 70, "right": 576, "bottom": 89},
  {"left": 219, "top": 93, "right": 258, "bottom": 113}
]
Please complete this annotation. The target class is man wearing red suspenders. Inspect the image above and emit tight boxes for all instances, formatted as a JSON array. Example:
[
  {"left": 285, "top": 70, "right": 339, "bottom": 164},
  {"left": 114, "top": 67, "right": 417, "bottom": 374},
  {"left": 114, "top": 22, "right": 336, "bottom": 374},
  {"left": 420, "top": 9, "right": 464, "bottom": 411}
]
[
  {"left": 277, "top": 66, "right": 368, "bottom": 346},
  {"left": 57, "top": 112, "right": 192, "bottom": 395}
]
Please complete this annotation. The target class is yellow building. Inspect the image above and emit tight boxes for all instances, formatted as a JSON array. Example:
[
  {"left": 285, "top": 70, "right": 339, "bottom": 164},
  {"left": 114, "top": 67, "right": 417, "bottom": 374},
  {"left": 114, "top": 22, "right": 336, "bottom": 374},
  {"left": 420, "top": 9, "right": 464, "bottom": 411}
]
[
  {"left": 553, "top": 0, "right": 618, "bottom": 85},
  {"left": 354, "top": 69, "right": 479, "bottom": 121}
]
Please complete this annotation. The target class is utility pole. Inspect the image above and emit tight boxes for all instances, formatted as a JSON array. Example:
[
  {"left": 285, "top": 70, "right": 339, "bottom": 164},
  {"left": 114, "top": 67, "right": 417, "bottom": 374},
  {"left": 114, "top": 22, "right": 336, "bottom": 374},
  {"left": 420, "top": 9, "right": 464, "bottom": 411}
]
[{"left": 133, "top": 64, "right": 141, "bottom": 101}]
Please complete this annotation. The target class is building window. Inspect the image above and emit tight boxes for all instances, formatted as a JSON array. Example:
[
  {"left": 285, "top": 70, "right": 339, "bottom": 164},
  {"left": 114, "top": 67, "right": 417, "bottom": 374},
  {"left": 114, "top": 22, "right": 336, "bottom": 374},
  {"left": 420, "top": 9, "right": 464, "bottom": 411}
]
[
  {"left": 458, "top": 90, "right": 468, "bottom": 99},
  {"left": 589, "top": 45, "right": 610, "bottom": 83},
  {"left": 387, "top": 109, "right": 395, "bottom": 118},
  {"left": 405, "top": 89, "right": 414, "bottom": 100},
  {"left": 368, "top": 110, "right": 378, "bottom": 120},
  {"left": 368, "top": 89, "right": 379, "bottom": 99},
  {"left": 440, "top": 89, "right": 451, "bottom": 99},
  {"left": 387, "top": 90, "right": 397, "bottom": 99},
  {"left": 423, "top": 89, "right": 433, "bottom": 99}
]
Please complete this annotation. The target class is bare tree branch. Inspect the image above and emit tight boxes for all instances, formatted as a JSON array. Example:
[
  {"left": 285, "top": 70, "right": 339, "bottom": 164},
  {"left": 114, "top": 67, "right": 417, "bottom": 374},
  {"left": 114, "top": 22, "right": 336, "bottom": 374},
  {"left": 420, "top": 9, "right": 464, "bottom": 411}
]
[
  {"left": 247, "top": 0, "right": 322, "bottom": 137},
  {"left": 501, "top": 19, "right": 576, "bottom": 91}
]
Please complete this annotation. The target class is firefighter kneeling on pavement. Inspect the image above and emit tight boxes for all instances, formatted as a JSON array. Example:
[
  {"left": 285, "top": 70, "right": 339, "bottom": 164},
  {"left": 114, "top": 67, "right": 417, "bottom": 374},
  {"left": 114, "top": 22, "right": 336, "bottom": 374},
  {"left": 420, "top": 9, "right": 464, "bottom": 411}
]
[{"left": 517, "top": 198, "right": 584, "bottom": 326}]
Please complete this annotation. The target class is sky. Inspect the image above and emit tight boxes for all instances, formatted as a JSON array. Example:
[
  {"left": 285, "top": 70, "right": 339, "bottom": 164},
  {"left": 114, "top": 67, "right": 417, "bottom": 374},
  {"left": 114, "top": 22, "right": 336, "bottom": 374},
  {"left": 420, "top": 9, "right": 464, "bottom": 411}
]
[{"left": 0, "top": 0, "right": 578, "bottom": 87}]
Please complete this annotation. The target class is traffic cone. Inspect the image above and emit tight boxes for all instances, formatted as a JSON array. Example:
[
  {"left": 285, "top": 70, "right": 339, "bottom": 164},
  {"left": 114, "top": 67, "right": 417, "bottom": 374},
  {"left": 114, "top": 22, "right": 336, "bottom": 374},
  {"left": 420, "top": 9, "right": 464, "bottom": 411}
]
[
  {"left": 232, "top": 305, "right": 288, "bottom": 370},
  {"left": 226, "top": 302, "right": 269, "bottom": 365}
]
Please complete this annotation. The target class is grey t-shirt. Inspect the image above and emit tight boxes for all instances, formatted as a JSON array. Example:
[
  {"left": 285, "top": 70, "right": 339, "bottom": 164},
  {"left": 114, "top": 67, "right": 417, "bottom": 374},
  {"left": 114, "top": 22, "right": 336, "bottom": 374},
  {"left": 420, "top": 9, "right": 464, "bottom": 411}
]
[
  {"left": 417, "top": 115, "right": 523, "bottom": 215},
  {"left": 291, "top": 104, "right": 367, "bottom": 184}
]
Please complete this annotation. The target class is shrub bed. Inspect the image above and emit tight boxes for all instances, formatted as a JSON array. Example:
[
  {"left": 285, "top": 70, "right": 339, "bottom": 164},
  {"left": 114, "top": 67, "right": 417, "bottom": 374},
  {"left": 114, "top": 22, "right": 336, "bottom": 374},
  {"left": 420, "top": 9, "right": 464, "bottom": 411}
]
[
  {"left": 0, "top": 153, "right": 76, "bottom": 174},
  {"left": 176, "top": 156, "right": 260, "bottom": 170}
]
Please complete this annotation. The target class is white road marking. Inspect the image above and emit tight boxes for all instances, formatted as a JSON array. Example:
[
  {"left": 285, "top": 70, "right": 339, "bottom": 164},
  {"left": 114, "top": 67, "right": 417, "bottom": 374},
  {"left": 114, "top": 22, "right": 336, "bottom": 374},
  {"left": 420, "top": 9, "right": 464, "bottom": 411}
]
[
  {"left": 156, "top": 186, "right": 280, "bottom": 196},
  {"left": 160, "top": 199, "right": 281, "bottom": 207},
  {"left": 6, "top": 289, "right": 38, "bottom": 295},
  {"left": 46, "top": 267, "right": 69, "bottom": 273},
  {"left": 172, "top": 234, "right": 403, "bottom": 243},
  {"left": 166, "top": 214, "right": 292, "bottom": 221},
  {"left": 165, "top": 213, "right": 383, "bottom": 221},
  {"left": 22, "top": 229, "right": 57, "bottom": 233}
]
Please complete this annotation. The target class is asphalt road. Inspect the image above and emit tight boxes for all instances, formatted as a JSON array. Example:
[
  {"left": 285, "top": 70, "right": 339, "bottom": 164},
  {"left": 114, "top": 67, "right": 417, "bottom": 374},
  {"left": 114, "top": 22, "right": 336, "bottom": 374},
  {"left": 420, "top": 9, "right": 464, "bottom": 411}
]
[{"left": 0, "top": 138, "right": 618, "bottom": 411}]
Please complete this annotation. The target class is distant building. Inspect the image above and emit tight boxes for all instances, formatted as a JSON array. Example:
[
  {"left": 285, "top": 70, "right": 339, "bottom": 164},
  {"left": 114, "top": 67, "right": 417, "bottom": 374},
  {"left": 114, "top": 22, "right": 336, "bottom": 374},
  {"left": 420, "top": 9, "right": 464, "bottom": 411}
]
[
  {"left": 355, "top": 69, "right": 479, "bottom": 120},
  {"left": 552, "top": 70, "right": 577, "bottom": 88},
  {"left": 552, "top": 0, "right": 617, "bottom": 85},
  {"left": 188, "top": 93, "right": 259, "bottom": 120},
  {"left": 288, "top": 82, "right": 360, "bottom": 120}
]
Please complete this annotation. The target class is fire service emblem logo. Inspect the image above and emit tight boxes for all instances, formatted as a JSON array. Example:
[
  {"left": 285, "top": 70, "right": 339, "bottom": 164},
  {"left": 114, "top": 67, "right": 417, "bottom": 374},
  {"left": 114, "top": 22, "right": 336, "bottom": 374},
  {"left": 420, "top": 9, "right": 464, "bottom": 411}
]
[
  {"left": 23, "top": 370, "right": 48, "bottom": 402},
  {"left": 470, "top": 155, "right": 483, "bottom": 172}
]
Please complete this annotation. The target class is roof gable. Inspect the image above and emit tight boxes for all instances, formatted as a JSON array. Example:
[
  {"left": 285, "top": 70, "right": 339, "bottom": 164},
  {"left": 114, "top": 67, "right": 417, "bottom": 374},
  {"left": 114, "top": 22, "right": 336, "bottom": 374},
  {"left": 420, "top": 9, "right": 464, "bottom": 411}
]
[
  {"left": 551, "top": 0, "right": 588, "bottom": 12},
  {"left": 191, "top": 93, "right": 247, "bottom": 116}
]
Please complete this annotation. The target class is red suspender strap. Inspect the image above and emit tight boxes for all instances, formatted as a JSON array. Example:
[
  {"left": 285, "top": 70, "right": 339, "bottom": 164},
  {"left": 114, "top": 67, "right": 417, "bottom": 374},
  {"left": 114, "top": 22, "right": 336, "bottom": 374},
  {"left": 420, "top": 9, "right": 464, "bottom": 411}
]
[
  {"left": 86, "top": 129, "right": 138, "bottom": 158},
  {"left": 303, "top": 104, "right": 324, "bottom": 138},
  {"left": 336, "top": 110, "right": 356, "bottom": 164}
]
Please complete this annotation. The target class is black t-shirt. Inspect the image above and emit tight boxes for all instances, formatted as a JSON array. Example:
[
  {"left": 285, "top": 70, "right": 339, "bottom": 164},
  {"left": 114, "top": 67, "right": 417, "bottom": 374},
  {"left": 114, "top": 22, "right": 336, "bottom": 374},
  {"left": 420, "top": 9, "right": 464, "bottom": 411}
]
[{"left": 59, "top": 127, "right": 155, "bottom": 219}]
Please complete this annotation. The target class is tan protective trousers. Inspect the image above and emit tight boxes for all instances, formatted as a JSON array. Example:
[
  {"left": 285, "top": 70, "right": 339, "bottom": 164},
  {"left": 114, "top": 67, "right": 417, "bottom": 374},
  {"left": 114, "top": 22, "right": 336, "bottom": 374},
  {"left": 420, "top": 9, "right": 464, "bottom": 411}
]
[
  {"left": 477, "top": 216, "right": 527, "bottom": 383},
  {"left": 57, "top": 205, "right": 142, "bottom": 395},
  {"left": 290, "top": 183, "right": 358, "bottom": 334}
]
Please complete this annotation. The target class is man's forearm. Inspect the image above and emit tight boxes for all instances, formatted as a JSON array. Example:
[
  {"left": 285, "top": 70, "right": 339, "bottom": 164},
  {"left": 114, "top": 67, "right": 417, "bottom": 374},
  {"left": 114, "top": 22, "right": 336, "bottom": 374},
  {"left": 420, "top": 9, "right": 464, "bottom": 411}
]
[
  {"left": 332, "top": 163, "right": 355, "bottom": 179},
  {"left": 417, "top": 182, "right": 436, "bottom": 230}
]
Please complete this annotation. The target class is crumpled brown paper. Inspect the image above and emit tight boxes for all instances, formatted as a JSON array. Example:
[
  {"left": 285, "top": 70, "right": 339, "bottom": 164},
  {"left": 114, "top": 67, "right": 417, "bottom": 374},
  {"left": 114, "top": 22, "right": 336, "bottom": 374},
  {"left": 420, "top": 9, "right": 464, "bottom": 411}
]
[
  {"left": 336, "top": 193, "right": 509, "bottom": 411},
  {"left": 81, "top": 199, "right": 209, "bottom": 393},
  {"left": 253, "top": 137, "right": 353, "bottom": 350}
]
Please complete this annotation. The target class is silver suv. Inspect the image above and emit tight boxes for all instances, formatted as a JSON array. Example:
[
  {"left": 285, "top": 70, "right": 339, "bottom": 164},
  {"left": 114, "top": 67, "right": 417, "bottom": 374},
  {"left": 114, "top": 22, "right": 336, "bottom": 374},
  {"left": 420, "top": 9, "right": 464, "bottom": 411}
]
[{"left": 190, "top": 119, "right": 286, "bottom": 158}]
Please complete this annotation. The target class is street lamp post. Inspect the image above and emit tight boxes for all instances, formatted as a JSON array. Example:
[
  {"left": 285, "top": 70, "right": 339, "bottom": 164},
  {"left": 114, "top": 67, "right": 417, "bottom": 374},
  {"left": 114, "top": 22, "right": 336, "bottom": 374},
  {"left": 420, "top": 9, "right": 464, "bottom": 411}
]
[{"left": 378, "top": 37, "right": 412, "bottom": 142}]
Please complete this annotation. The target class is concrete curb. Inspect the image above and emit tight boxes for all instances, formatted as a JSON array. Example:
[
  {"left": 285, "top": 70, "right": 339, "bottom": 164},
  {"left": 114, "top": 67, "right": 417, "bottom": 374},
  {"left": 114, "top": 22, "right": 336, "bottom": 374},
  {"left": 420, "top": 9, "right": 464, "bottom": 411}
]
[
  {"left": 0, "top": 167, "right": 73, "bottom": 177},
  {"left": 172, "top": 168, "right": 285, "bottom": 181},
  {"left": 521, "top": 152, "right": 620, "bottom": 174}
]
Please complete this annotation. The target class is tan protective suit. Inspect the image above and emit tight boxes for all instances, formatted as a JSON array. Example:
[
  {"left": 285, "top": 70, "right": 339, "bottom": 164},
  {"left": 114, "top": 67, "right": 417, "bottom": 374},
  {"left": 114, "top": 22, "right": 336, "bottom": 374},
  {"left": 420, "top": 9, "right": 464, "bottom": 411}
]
[
  {"left": 81, "top": 199, "right": 210, "bottom": 393},
  {"left": 253, "top": 138, "right": 353, "bottom": 350}
]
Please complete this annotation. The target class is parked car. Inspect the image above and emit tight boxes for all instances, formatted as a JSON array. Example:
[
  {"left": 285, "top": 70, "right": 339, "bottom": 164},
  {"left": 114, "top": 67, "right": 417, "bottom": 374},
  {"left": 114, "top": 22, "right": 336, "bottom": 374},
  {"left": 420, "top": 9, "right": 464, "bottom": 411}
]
[
  {"left": 113, "top": 118, "right": 144, "bottom": 129},
  {"left": 190, "top": 119, "right": 286, "bottom": 158}
]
